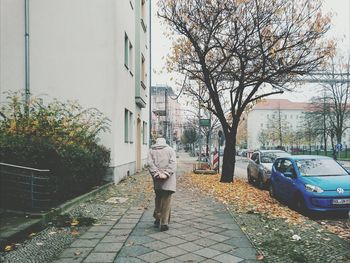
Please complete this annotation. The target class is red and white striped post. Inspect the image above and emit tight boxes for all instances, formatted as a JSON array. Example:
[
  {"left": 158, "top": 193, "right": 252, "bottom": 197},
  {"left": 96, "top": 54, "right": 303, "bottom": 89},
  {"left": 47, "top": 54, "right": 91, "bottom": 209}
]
[{"left": 212, "top": 147, "right": 219, "bottom": 172}]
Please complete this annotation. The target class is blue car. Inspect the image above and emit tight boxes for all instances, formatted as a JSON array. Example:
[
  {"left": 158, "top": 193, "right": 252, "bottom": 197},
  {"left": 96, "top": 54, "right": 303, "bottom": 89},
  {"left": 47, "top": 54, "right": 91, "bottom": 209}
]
[{"left": 269, "top": 155, "right": 350, "bottom": 213}]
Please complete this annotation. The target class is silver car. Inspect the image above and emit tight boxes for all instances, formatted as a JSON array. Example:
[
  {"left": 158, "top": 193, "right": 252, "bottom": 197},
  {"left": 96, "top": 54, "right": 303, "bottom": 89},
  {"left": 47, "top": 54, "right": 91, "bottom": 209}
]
[{"left": 247, "top": 150, "right": 291, "bottom": 189}]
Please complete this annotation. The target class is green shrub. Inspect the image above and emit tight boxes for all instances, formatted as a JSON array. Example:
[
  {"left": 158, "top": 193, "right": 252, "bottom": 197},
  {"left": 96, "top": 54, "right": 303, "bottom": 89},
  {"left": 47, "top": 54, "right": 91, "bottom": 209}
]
[{"left": 0, "top": 92, "right": 111, "bottom": 203}]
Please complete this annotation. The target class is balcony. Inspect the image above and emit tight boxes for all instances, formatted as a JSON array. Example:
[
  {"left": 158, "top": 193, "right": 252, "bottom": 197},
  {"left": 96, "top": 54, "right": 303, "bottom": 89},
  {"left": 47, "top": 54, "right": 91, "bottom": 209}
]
[{"left": 135, "top": 81, "right": 147, "bottom": 108}]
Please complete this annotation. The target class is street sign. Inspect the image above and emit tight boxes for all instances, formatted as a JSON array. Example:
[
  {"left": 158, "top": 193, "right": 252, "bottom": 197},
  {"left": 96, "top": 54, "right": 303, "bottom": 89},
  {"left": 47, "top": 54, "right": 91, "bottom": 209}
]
[{"left": 199, "top": 118, "right": 211, "bottom": 127}]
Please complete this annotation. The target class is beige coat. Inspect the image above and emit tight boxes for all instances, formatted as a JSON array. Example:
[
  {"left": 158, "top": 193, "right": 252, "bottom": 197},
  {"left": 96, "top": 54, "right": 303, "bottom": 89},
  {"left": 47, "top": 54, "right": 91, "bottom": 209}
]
[{"left": 147, "top": 139, "right": 177, "bottom": 192}]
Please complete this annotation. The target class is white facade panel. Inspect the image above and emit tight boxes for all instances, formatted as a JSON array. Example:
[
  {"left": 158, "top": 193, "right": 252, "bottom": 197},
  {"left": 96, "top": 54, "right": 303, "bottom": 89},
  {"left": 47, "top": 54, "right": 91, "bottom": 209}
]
[{"left": 0, "top": 0, "right": 150, "bottom": 183}]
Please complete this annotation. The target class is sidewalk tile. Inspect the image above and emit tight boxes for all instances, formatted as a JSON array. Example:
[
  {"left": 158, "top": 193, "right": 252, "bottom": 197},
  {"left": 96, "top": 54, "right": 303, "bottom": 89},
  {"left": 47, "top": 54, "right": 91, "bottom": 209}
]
[
  {"left": 162, "top": 236, "right": 187, "bottom": 246},
  {"left": 177, "top": 242, "right": 203, "bottom": 252},
  {"left": 101, "top": 235, "right": 129, "bottom": 243},
  {"left": 137, "top": 251, "right": 169, "bottom": 262},
  {"left": 158, "top": 246, "right": 187, "bottom": 257},
  {"left": 177, "top": 253, "right": 206, "bottom": 262},
  {"left": 213, "top": 253, "right": 244, "bottom": 263},
  {"left": 79, "top": 231, "right": 106, "bottom": 239},
  {"left": 143, "top": 240, "right": 171, "bottom": 250},
  {"left": 83, "top": 252, "right": 116, "bottom": 262},
  {"left": 71, "top": 238, "right": 100, "bottom": 248},
  {"left": 88, "top": 225, "right": 113, "bottom": 232},
  {"left": 193, "top": 237, "right": 218, "bottom": 247},
  {"left": 193, "top": 247, "right": 222, "bottom": 258},
  {"left": 114, "top": 257, "right": 145, "bottom": 263},
  {"left": 59, "top": 247, "right": 92, "bottom": 258},
  {"left": 209, "top": 243, "right": 235, "bottom": 253},
  {"left": 118, "top": 245, "right": 152, "bottom": 257},
  {"left": 94, "top": 242, "right": 123, "bottom": 252}
]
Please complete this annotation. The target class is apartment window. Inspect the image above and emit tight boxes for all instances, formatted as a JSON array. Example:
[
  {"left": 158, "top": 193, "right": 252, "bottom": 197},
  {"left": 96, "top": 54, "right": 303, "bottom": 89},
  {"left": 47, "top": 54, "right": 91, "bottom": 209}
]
[
  {"left": 129, "top": 112, "right": 134, "bottom": 143},
  {"left": 290, "top": 115, "right": 293, "bottom": 119},
  {"left": 143, "top": 121, "right": 148, "bottom": 144},
  {"left": 141, "top": 54, "right": 146, "bottom": 88},
  {"left": 141, "top": 0, "right": 147, "bottom": 32},
  {"left": 124, "top": 109, "right": 129, "bottom": 142},
  {"left": 261, "top": 123, "right": 263, "bottom": 128},
  {"left": 124, "top": 109, "right": 133, "bottom": 143},
  {"left": 124, "top": 33, "right": 129, "bottom": 68},
  {"left": 129, "top": 42, "right": 134, "bottom": 74}
]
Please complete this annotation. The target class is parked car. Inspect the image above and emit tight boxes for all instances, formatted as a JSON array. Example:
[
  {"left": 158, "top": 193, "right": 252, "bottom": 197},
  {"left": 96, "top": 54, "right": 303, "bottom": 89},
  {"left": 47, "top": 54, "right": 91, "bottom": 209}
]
[
  {"left": 269, "top": 155, "right": 350, "bottom": 213},
  {"left": 247, "top": 150, "right": 291, "bottom": 189}
]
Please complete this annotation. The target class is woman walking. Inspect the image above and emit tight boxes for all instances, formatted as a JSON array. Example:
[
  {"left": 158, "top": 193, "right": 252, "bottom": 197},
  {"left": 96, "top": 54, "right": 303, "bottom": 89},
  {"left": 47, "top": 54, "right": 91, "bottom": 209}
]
[{"left": 147, "top": 138, "right": 176, "bottom": 231}]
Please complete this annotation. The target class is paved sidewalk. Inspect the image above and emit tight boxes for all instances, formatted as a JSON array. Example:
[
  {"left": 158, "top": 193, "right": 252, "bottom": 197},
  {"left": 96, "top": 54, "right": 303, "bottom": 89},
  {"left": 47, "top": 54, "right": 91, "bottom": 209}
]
[{"left": 53, "top": 154, "right": 258, "bottom": 263}]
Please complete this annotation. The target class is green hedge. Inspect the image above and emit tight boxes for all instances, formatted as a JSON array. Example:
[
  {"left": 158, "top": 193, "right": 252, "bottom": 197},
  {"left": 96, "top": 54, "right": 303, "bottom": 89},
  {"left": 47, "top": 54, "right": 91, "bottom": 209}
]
[{"left": 0, "top": 92, "right": 111, "bottom": 203}]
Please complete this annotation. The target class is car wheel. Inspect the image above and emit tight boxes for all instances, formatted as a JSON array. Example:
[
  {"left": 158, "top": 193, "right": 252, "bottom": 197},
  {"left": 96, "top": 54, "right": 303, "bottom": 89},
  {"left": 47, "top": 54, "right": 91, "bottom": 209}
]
[
  {"left": 257, "top": 175, "right": 265, "bottom": 189},
  {"left": 269, "top": 184, "right": 275, "bottom": 198},
  {"left": 247, "top": 169, "right": 253, "bottom": 184}
]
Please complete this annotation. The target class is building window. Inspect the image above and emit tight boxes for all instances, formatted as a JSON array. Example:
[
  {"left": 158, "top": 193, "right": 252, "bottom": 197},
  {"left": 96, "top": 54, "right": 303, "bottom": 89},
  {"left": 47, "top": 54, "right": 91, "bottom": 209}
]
[
  {"left": 143, "top": 121, "right": 148, "bottom": 144},
  {"left": 124, "top": 109, "right": 129, "bottom": 142},
  {"left": 124, "top": 33, "right": 129, "bottom": 69},
  {"left": 129, "top": 42, "right": 134, "bottom": 74},
  {"left": 141, "top": 54, "right": 146, "bottom": 88},
  {"left": 261, "top": 123, "right": 263, "bottom": 128},
  {"left": 124, "top": 109, "right": 133, "bottom": 143},
  {"left": 129, "top": 112, "right": 134, "bottom": 143},
  {"left": 141, "top": 0, "right": 147, "bottom": 32}
]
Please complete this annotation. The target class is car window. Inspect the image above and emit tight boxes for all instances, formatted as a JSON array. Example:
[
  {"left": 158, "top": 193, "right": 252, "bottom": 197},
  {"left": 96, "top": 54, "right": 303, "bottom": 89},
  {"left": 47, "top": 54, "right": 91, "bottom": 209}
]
[
  {"left": 260, "top": 152, "right": 290, "bottom": 163},
  {"left": 275, "top": 159, "right": 283, "bottom": 172},
  {"left": 277, "top": 159, "right": 293, "bottom": 174},
  {"left": 295, "top": 159, "right": 348, "bottom": 176}
]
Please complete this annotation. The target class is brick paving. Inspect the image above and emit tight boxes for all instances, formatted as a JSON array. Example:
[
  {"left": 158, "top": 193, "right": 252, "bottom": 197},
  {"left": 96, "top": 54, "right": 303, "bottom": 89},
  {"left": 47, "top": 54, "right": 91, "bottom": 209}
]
[{"left": 53, "top": 155, "right": 258, "bottom": 263}]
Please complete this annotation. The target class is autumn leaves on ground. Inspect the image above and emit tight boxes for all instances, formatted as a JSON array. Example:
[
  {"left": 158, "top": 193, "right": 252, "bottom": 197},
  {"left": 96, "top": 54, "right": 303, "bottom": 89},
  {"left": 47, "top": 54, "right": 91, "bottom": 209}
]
[{"left": 186, "top": 173, "right": 350, "bottom": 241}]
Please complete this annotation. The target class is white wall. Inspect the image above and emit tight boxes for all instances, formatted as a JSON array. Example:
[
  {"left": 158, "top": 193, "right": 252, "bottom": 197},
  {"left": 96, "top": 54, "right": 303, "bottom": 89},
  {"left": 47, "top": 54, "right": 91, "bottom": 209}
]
[
  {"left": 0, "top": 0, "right": 150, "bottom": 182},
  {"left": 247, "top": 109, "right": 305, "bottom": 149}
]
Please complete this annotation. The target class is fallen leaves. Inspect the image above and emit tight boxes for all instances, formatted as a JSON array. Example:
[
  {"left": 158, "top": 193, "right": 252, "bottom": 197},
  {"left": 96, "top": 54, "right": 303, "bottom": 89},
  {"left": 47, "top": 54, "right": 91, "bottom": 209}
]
[
  {"left": 188, "top": 174, "right": 306, "bottom": 224},
  {"left": 187, "top": 173, "right": 350, "bottom": 241}
]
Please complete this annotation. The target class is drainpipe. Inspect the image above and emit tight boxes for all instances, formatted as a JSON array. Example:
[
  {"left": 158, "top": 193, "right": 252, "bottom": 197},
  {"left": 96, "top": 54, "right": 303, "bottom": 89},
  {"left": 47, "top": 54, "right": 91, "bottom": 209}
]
[
  {"left": 24, "top": 0, "right": 30, "bottom": 103},
  {"left": 148, "top": 0, "right": 152, "bottom": 146}
]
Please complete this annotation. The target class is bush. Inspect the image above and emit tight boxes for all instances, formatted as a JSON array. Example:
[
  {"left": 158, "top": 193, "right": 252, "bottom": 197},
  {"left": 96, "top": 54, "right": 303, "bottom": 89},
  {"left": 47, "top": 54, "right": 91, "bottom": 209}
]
[{"left": 0, "top": 92, "right": 111, "bottom": 203}]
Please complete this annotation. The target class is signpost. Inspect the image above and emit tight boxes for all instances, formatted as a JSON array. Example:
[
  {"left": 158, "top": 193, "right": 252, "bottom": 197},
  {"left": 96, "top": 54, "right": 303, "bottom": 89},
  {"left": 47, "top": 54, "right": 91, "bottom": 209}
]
[
  {"left": 199, "top": 118, "right": 211, "bottom": 127},
  {"left": 218, "top": 130, "right": 223, "bottom": 173}
]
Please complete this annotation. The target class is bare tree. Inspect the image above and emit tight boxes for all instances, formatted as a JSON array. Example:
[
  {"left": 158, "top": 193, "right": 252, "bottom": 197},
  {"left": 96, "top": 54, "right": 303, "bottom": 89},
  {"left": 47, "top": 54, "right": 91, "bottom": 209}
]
[
  {"left": 304, "top": 56, "right": 350, "bottom": 157},
  {"left": 158, "top": 0, "right": 331, "bottom": 182}
]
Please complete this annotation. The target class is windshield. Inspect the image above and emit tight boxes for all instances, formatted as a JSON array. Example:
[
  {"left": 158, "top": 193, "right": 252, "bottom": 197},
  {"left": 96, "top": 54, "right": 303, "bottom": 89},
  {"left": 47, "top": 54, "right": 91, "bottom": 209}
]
[
  {"left": 260, "top": 152, "right": 290, "bottom": 163},
  {"left": 295, "top": 159, "right": 348, "bottom": 176}
]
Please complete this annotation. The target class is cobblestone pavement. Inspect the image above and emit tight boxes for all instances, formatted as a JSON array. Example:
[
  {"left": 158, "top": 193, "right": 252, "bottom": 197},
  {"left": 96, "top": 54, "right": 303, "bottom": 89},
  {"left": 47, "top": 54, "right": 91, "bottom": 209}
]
[{"left": 52, "top": 154, "right": 258, "bottom": 263}]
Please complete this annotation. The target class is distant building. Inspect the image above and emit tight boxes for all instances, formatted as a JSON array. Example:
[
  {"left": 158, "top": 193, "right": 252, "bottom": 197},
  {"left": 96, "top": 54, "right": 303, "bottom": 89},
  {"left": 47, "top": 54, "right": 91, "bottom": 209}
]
[
  {"left": 0, "top": 0, "right": 150, "bottom": 183},
  {"left": 151, "top": 85, "right": 182, "bottom": 145},
  {"left": 247, "top": 99, "right": 309, "bottom": 149}
]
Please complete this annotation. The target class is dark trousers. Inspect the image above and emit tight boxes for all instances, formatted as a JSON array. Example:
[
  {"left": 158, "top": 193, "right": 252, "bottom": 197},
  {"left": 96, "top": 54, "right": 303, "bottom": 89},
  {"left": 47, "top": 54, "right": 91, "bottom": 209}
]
[{"left": 153, "top": 190, "right": 172, "bottom": 225}]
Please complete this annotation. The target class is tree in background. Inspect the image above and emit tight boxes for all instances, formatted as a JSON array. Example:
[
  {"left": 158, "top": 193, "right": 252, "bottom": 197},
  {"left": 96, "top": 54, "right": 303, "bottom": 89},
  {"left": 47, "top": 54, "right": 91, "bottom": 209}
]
[
  {"left": 181, "top": 127, "right": 198, "bottom": 154},
  {"left": 303, "top": 55, "right": 350, "bottom": 156},
  {"left": 159, "top": 0, "right": 331, "bottom": 182}
]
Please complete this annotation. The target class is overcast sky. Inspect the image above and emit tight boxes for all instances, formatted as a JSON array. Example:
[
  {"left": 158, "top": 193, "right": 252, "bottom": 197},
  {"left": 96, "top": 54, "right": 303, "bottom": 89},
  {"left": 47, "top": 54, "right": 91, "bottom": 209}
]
[{"left": 150, "top": 0, "right": 350, "bottom": 102}]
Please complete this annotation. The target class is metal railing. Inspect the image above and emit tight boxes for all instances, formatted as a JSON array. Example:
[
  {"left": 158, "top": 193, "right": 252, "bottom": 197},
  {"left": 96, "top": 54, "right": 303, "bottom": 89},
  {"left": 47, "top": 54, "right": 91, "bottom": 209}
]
[{"left": 0, "top": 163, "right": 55, "bottom": 211}]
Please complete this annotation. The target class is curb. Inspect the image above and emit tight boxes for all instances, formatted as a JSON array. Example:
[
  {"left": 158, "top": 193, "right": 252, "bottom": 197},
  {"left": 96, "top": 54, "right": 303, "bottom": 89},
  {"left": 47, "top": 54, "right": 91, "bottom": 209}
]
[{"left": 0, "top": 182, "right": 114, "bottom": 249}]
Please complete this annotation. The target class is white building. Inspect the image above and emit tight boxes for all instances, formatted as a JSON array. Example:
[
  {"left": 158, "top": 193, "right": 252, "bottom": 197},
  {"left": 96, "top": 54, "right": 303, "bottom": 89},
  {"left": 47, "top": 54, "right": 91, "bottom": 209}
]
[
  {"left": 0, "top": 0, "right": 150, "bottom": 183},
  {"left": 247, "top": 99, "right": 309, "bottom": 149},
  {"left": 151, "top": 85, "right": 183, "bottom": 145}
]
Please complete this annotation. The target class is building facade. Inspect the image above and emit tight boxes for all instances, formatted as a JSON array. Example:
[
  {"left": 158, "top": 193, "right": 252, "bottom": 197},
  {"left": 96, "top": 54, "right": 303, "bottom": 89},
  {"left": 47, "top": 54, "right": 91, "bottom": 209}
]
[
  {"left": 247, "top": 99, "right": 309, "bottom": 149},
  {"left": 0, "top": 0, "right": 150, "bottom": 183},
  {"left": 151, "top": 85, "right": 182, "bottom": 146},
  {"left": 247, "top": 99, "right": 350, "bottom": 150}
]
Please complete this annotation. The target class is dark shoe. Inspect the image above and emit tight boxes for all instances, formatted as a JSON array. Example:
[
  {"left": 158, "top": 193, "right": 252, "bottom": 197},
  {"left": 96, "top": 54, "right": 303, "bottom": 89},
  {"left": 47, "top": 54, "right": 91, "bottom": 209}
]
[
  {"left": 160, "top": 225, "right": 169, "bottom": 232},
  {"left": 154, "top": 219, "right": 160, "bottom": 227}
]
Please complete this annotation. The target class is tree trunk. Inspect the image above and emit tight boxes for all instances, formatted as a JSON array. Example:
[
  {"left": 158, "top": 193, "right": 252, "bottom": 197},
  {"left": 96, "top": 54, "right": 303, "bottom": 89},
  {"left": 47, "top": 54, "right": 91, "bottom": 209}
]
[{"left": 220, "top": 132, "right": 236, "bottom": 183}]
